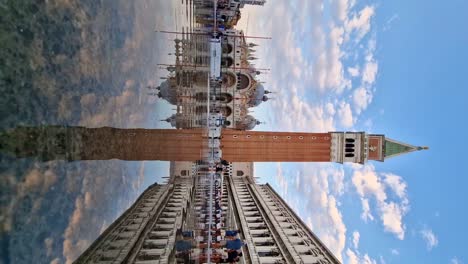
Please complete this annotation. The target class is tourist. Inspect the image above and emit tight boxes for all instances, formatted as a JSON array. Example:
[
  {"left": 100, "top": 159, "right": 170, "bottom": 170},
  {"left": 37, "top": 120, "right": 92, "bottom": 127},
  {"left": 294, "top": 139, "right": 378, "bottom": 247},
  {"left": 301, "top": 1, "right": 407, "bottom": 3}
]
[
  {"left": 226, "top": 238, "right": 245, "bottom": 250},
  {"left": 225, "top": 229, "right": 240, "bottom": 237}
]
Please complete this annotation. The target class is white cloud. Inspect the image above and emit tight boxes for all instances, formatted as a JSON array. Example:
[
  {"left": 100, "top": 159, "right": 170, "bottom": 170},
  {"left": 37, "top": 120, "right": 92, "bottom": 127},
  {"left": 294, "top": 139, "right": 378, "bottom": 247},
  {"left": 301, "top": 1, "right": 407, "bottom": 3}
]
[
  {"left": 362, "top": 60, "right": 378, "bottom": 84},
  {"left": 12, "top": 165, "right": 60, "bottom": 203},
  {"left": 362, "top": 254, "right": 378, "bottom": 264},
  {"left": 78, "top": 80, "right": 152, "bottom": 128},
  {"left": 348, "top": 66, "right": 360, "bottom": 77},
  {"left": 352, "top": 165, "right": 387, "bottom": 201},
  {"left": 361, "top": 198, "right": 374, "bottom": 221},
  {"left": 352, "top": 165, "right": 409, "bottom": 239},
  {"left": 352, "top": 231, "right": 360, "bottom": 249},
  {"left": 380, "top": 202, "right": 407, "bottom": 239},
  {"left": 331, "top": 0, "right": 350, "bottom": 22},
  {"left": 275, "top": 163, "right": 289, "bottom": 197},
  {"left": 383, "top": 173, "right": 407, "bottom": 199},
  {"left": 420, "top": 228, "right": 438, "bottom": 250},
  {"left": 346, "top": 248, "right": 377, "bottom": 264},
  {"left": 63, "top": 196, "right": 89, "bottom": 263},
  {"left": 345, "top": 6, "right": 375, "bottom": 42},
  {"left": 347, "top": 248, "right": 359, "bottom": 264},
  {"left": 337, "top": 102, "right": 354, "bottom": 128},
  {"left": 450, "top": 257, "right": 462, "bottom": 264},
  {"left": 353, "top": 86, "right": 372, "bottom": 114},
  {"left": 312, "top": 25, "right": 348, "bottom": 93},
  {"left": 391, "top": 248, "right": 400, "bottom": 255}
]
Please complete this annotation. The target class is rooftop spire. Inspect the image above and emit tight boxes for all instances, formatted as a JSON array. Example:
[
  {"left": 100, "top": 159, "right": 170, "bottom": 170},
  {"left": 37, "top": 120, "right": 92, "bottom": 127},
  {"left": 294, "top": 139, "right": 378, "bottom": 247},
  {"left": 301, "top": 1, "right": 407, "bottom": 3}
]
[{"left": 384, "top": 138, "right": 428, "bottom": 159}]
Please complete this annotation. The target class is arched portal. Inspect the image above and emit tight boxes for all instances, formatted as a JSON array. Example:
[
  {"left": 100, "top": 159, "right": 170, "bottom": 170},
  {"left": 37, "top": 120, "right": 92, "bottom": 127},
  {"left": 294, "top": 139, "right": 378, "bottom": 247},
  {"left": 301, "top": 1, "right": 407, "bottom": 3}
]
[
  {"left": 217, "top": 93, "right": 233, "bottom": 103},
  {"left": 222, "top": 72, "right": 236, "bottom": 87},
  {"left": 222, "top": 44, "right": 233, "bottom": 54},
  {"left": 219, "top": 106, "right": 232, "bottom": 117},
  {"left": 237, "top": 74, "right": 250, "bottom": 90}
]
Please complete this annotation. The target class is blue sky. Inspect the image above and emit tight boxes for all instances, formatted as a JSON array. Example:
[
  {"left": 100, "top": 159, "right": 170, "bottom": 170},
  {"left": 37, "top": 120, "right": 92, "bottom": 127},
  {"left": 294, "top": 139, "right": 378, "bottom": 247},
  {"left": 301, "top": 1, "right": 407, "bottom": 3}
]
[{"left": 236, "top": 0, "right": 468, "bottom": 263}]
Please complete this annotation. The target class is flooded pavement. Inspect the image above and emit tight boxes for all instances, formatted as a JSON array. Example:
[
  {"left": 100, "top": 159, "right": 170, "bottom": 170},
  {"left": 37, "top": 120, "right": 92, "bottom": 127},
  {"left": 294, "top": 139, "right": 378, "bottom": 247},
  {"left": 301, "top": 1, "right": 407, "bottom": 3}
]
[{"left": 0, "top": 0, "right": 188, "bottom": 263}]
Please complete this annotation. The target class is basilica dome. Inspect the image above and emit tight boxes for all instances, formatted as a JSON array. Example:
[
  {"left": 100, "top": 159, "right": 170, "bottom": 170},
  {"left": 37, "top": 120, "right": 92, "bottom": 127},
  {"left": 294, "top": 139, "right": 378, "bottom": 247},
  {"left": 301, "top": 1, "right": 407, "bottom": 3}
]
[
  {"left": 235, "top": 115, "right": 261, "bottom": 130},
  {"left": 248, "top": 83, "right": 269, "bottom": 107},
  {"left": 158, "top": 80, "right": 178, "bottom": 105}
]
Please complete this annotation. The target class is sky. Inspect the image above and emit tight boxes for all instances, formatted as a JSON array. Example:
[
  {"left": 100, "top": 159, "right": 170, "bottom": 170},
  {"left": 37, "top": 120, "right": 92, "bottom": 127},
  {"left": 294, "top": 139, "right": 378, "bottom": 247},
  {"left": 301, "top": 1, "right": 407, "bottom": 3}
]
[{"left": 236, "top": 0, "right": 468, "bottom": 263}]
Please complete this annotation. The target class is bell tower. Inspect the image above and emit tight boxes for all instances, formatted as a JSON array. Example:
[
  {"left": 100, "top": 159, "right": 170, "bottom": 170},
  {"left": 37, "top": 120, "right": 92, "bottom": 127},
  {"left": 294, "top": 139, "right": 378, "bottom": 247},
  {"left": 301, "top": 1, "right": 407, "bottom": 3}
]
[
  {"left": 1, "top": 126, "right": 427, "bottom": 163},
  {"left": 330, "top": 132, "right": 368, "bottom": 164},
  {"left": 220, "top": 130, "right": 427, "bottom": 163}
]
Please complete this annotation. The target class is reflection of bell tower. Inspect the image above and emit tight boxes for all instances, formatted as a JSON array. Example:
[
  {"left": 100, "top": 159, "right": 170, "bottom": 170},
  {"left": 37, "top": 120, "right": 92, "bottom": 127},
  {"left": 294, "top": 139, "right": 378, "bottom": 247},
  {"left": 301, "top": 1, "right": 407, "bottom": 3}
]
[{"left": 0, "top": 126, "right": 207, "bottom": 162}]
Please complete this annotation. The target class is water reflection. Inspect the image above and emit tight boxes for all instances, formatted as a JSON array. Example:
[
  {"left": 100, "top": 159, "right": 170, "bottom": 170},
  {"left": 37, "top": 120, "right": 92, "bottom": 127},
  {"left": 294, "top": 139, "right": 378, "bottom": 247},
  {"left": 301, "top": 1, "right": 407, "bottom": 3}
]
[{"left": 0, "top": 0, "right": 183, "bottom": 263}]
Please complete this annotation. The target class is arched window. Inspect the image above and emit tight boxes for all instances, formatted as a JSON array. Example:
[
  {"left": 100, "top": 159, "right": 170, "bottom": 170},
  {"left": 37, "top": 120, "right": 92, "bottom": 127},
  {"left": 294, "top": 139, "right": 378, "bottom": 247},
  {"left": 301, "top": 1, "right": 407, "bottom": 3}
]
[
  {"left": 237, "top": 74, "right": 250, "bottom": 90},
  {"left": 345, "top": 148, "right": 354, "bottom": 153},
  {"left": 346, "top": 138, "right": 355, "bottom": 143},
  {"left": 236, "top": 170, "right": 244, "bottom": 176},
  {"left": 220, "top": 106, "right": 232, "bottom": 117},
  {"left": 217, "top": 93, "right": 233, "bottom": 103},
  {"left": 345, "top": 143, "right": 354, "bottom": 148},
  {"left": 222, "top": 73, "right": 236, "bottom": 87},
  {"left": 345, "top": 153, "right": 355, "bottom": 158},
  {"left": 181, "top": 170, "right": 188, "bottom": 176},
  {"left": 221, "top": 57, "right": 234, "bottom": 67},
  {"left": 222, "top": 43, "right": 233, "bottom": 54}
]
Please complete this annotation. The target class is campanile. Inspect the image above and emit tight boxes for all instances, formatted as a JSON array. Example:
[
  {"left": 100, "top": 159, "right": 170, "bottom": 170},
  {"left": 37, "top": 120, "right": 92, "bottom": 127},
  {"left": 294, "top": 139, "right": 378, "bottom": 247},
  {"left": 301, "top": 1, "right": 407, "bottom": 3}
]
[
  {"left": 221, "top": 130, "right": 427, "bottom": 163},
  {"left": 1, "top": 126, "right": 427, "bottom": 163}
]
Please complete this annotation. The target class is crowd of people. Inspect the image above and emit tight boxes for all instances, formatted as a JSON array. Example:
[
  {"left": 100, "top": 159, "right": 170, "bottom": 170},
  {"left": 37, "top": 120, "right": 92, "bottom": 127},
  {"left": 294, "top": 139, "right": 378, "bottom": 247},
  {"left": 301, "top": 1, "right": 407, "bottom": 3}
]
[
  {"left": 175, "top": 229, "right": 245, "bottom": 263},
  {"left": 175, "top": 167, "right": 246, "bottom": 263}
]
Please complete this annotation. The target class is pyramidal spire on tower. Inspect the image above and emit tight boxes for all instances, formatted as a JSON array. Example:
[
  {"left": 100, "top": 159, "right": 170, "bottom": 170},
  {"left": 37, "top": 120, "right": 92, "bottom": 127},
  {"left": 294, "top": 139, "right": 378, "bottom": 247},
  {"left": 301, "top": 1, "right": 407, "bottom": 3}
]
[
  {"left": 384, "top": 138, "right": 428, "bottom": 159},
  {"left": 359, "top": 134, "right": 428, "bottom": 162}
]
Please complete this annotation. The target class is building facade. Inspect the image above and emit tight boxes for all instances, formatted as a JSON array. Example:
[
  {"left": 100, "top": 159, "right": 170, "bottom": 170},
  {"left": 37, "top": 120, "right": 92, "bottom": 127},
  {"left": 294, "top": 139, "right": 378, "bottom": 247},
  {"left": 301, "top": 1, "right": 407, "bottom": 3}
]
[
  {"left": 74, "top": 162, "right": 340, "bottom": 264},
  {"left": 158, "top": 27, "right": 269, "bottom": 131}
]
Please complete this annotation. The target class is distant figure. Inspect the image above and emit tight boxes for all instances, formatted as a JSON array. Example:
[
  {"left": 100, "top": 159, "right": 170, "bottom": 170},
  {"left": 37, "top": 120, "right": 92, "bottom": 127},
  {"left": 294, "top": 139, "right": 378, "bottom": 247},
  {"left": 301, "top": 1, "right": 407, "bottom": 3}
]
[
  {"left": 226, "top": 239, "right": 245, "bottom": 250},
  {"left": 227, "top": 250, "right": 239, "bottom": 262},
  {"left": 225, "top": 230, "right": 240, "bottom": 237},
  {"left": 175, "top": 240, "right": 192, "bottom": 251}
]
